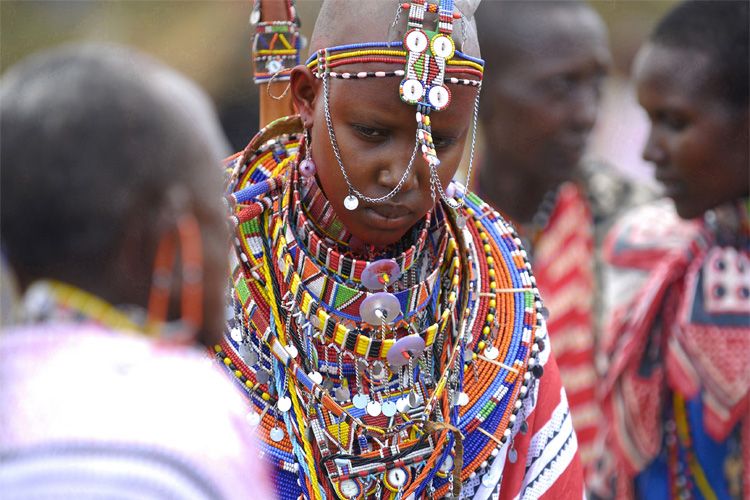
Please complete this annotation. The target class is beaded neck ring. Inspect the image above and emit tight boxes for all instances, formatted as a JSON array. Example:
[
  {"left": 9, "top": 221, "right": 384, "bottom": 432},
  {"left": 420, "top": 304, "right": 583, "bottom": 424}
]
[{"left": 306, "top": 0, "right": 483, "bottom": 211}]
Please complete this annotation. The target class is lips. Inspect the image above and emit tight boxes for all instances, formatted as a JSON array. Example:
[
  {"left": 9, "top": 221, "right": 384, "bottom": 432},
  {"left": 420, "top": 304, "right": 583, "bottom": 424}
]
[{"left": 363, "top": 204, "right": 414, "bottom": 230}]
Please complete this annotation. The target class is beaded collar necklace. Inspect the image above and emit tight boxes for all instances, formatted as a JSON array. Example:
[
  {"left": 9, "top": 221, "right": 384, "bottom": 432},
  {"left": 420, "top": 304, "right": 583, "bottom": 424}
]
[
  {"left": 20, "top": 280, "right": 152, "bottom": 335},
  {"left": 219, "top": 118, "right": 548, "bottom": 499}
]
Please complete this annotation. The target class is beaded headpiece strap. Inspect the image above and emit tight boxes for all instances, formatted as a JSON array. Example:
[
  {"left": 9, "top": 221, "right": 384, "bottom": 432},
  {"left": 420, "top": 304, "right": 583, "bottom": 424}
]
[{"left": 306, "top": 0, "right": 483, "bottom": 211}]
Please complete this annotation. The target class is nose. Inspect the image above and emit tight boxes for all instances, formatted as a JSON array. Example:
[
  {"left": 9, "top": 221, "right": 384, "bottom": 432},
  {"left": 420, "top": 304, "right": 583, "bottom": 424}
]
[
  {"left": 642, "top": 127, "right": 667, "bottom": 166},
  {"left": 570, "top": 84, "right": 600, "bottom": 132},
  {"left": 376, "top": 140, "right": 421, "bottom": 194}
]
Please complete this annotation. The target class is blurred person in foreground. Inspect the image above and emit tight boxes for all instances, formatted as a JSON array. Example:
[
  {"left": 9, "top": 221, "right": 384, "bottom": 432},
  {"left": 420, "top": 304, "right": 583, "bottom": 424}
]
[
  {"left": 0, "top": 44, "right": 273, "bottom": 499},
  {"left": 598, "top": 1, "right": 749, "bottom": 498},
  {"left": 475, "top": 0, "right": 647, "bottom": 483}
]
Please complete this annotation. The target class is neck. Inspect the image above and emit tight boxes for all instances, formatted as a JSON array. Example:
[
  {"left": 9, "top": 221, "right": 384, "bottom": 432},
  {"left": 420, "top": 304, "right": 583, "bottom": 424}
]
[{"left": 477, "top": 149, "right": 566, "bottom": 225}]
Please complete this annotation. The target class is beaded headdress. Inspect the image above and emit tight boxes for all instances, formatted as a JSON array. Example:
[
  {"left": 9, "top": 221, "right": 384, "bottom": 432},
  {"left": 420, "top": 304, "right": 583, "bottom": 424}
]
[{"left": 305, "top": 0, "right": 484, "bottom": 211}]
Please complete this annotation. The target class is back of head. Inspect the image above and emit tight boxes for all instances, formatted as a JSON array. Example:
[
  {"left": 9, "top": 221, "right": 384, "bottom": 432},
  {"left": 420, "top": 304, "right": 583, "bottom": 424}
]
[
  {"left": 651, "top": 0, "right": 749, "bottom": 108},
  {"left": 0, "top": 44, "right": 228, "bottom": 303}
]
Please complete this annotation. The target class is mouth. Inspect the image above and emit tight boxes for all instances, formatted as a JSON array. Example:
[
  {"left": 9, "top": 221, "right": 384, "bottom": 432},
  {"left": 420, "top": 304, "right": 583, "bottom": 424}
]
[
  {"left": 363, "top": 204, "right": 415, "bottom": 230},
  {"left": 655, "top": 172, "right": 683, "bottom": 198}
]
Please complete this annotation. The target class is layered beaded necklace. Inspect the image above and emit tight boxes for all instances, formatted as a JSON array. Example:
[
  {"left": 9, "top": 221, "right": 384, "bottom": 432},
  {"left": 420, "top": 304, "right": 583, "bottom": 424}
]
[{"left": 217, "top": 113, "right": 548, "bottom": 498}]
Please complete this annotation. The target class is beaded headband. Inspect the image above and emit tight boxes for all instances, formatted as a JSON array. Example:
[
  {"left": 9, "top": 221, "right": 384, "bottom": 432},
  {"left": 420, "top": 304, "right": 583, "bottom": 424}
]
[{"left": 306, "top": 0, "right": 483, "bottom": 211}]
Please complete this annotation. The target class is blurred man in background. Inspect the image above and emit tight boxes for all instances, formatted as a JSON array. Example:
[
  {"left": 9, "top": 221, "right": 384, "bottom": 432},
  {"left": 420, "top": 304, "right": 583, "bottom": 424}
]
[{"left": 475, "top": 0, "right": 647, "bottom": 485}]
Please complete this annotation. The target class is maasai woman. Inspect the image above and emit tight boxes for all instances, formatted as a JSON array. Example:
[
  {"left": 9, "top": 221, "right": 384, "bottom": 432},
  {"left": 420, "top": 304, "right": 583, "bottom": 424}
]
[
  {"left": 599, "top": 2, "right": 750, "bottom": 498},
  {"left": 217, "top": 1, "right": 583, "bottom": 498}
]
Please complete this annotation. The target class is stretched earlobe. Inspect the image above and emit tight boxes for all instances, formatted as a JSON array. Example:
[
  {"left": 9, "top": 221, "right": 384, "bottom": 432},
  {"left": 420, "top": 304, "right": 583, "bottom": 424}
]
[{"left": 290, "top": 64, "right": 318, "bottom": 127}]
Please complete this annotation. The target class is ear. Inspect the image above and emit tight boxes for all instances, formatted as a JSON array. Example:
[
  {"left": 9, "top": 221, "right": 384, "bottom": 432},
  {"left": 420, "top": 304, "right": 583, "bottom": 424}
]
[{"left": 291, "top": 64, "right": 319, "bottom": 128}]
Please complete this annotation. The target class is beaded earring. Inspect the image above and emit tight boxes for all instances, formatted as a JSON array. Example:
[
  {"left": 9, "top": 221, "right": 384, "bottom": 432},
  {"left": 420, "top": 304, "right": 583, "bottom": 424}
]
[
  {"left": 299, "top": 128, "right": 316, "bottom": 179},
  {"left": 147, "top": 214, "right": 204, "bottom": 340}
]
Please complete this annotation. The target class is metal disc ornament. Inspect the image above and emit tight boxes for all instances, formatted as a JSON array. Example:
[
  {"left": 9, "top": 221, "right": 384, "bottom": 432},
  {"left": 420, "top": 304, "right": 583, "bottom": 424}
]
[
  {"left": 386, "top": 335, "right": 425, "bottom": 368},
  {"left": 269, "top": 427, "right": 285, "bottom": 442},
  {"left": 381, "top": 401, "right": 397, "bottom": 417},
  {"left": 277, "top": 396, "right": 292, "bottom": 412},
  {"left": 335, "top": 386, "right": 351, "bottom": 402},
  {"left": 366, "top": 400, "right": 382, "bottom": 417},
  {"left": 484, "top": 346, "right": 500, "bottom": 360},
  {"left": 360, "top": 292, "right": 401, "bottom": 325},
  {"left": 344, "top": 194, "right": 359, "bottom": 211},
  {"left": 352, "top": 393, "right": 370, "bottom": 409},
  {"left": 361, "top": 259, "right": 401, "bottom": 290},
  {"left": 255, "top": 370, "right": 270, "bottom": 384}
]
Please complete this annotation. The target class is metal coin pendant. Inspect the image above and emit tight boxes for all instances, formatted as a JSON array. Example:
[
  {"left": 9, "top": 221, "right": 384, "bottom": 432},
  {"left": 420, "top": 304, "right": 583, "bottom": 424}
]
[
  {"left": 366, "top": 400, "right": 382, "bottom": 417},
  {"left": 484, "top": 346, "right": 500, "bottom": 360},
  {"left": 255, "top": 370, "right": 270, "bottom": 384},
  {"left": 269, "top": 426, "right": 285, "bottom": 442},
  {"left": 277, "top": 396, "right": 292, "bottom": 412},
  {"left": 360, "top": 292, "right": 401, "bottom": 325},
  {"left": 344, "top": 194, "right": 359, "bottom": 211},
  {"left": 352, "top": 393, "right": 370, "bottom": 409},
  {"left": 457, "top": 392, "right": 470, "bottom": 407},
  {"left": 386, "top": 335, "right": 425, "bottom": 368},
  {"left": 381, "top": 401, "right": 397, "bottom": 417},
  {"left": 396, "top": 396, "right": 410, "bottom": 414},
  {"left": 508, "top": 448, "right": 518, "bottom": 463},
  {"left": 246, "top": 411, "right": 261, "bottom": 427},
  {"left": 335, "top": 386, "right": 351, "bottom": 402},
  {"left": 308, "top": 371, "right": 323, "bottom": 385}
]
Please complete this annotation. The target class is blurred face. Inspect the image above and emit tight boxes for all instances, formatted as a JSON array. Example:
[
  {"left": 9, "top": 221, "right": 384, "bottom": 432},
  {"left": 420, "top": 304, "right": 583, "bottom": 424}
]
[
  {"left": 294, "top": 70, "right": 477, "bottom": 247},
  {"left": 483, "top": 7, "right": 610, "bottom": 181},
  {"left": 635, "top": 43, "right": 750, "bottom": 220}
]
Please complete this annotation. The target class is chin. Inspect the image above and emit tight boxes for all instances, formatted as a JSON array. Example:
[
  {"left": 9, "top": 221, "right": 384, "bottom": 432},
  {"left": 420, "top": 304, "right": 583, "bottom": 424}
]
[{"left": 672, "top": 198, "right": 709, "bottom": 221}]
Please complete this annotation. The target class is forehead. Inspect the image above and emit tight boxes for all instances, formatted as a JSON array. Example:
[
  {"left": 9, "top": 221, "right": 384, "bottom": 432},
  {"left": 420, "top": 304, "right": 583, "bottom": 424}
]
[{"left": 634, "top": 43, "right": 715, "bottom": 106}]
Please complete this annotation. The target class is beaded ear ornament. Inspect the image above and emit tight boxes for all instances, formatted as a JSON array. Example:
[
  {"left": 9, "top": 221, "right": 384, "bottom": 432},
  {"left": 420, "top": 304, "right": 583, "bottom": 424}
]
[{"left": 306, "top": 0, "right": 483, "bottom": 211}]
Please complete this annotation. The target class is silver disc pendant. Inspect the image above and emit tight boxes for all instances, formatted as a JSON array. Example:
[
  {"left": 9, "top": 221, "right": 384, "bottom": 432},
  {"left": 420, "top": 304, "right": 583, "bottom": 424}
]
[
  {"left": 352, "top": 393, "right": 370, "bottom": 409},
  {"left": 335, "top": 386, "right": 351, "bottom": 402},
  {"left": 484, "top": 346, "right": 500, "bottom": 360},
  {"left": 277, "top": 396, "right": 292, "bottom": 412},
  {"left": 344, "top": 194, "right": 359, "bottom": 211},
  {"left": 366, "top": 400, "right": 382, "bottom": 417},
  {"left": 396, "top": 396, "right": 410, "bottom": 414},
  {"left": 381, "top": 401, "right": 397, "bottom": 417},
  {"left": 255, "top": 370, "right": 270, "bottom": 384},
  {"left": 308, "top": 371, "right": 324, "bottom": 385},
  {"left": 508, "top": 448, "right": 518, "bottom": 463},
  {"left": 270, "top": 426, "right": 285, "bottom": 442}
]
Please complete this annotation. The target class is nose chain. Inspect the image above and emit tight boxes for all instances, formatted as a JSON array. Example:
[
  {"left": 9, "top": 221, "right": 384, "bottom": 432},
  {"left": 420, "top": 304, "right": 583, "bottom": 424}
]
[{"left": 322, "top": 69, "right": 420, "bottom": 210}]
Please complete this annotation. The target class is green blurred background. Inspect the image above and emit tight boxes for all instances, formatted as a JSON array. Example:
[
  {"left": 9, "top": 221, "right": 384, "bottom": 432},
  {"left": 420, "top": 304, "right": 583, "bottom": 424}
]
[{"left": 1, "top": 0, "right": 676, "bottom": 176}]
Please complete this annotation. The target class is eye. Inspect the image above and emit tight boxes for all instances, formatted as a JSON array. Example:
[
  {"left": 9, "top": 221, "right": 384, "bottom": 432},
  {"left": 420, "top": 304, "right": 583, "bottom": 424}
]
[
  {"left": 546, "top": 74, "right": 577, "bottom": 97},
  {"left": 431, "top": 135, "right": 456, "bottom": 150},
  {"left": 656, "top": 110, "right": 689, "bottom": 132},
  {"left": 352, "top": 124, "right": 388, "bottom": 141}
]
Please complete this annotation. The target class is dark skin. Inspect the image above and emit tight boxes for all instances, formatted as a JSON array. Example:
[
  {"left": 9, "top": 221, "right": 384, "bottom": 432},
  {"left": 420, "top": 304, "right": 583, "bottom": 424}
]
[
  {"left": 291, "top": 1, "right": 480, "bottom": 248},
  {"left": 477, "top": 4, "right": 610, "bottom": 224},
  {"left": 634, "top": 43, "right": 750, "bottom": 220}
]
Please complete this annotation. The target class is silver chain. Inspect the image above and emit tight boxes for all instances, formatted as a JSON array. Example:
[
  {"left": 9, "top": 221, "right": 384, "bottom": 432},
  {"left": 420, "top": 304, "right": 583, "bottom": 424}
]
[
  {"left": 323, "top": 71, "right": 419, "bottom": 205},
  {"left": 428, "top": 84, "right": 482, "bottom": 209}
]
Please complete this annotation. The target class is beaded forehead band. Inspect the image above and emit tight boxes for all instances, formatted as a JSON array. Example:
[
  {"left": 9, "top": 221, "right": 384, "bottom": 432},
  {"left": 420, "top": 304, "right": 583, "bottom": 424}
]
[{"left": 305, "top": 0, "right": 483, "bottom": 211}]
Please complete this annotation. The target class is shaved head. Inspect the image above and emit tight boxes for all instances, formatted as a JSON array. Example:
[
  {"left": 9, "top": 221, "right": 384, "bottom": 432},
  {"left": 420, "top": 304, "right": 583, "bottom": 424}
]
[
  {"left": 476, "top": 1, "right": 598, "bottom": 76},
  {"left": 310, "top": 0, "right": 480, "bottom": 58}
]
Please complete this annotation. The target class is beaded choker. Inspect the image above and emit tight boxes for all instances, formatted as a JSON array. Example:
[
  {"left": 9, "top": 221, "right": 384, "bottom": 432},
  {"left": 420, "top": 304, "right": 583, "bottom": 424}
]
[{"left": 293, "top": 170, "right": 433, "bottom": 286}]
